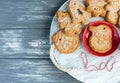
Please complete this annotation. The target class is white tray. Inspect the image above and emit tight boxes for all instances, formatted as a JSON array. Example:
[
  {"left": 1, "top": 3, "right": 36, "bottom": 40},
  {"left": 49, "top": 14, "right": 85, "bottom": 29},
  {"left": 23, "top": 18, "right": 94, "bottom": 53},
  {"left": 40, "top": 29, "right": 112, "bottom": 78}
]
[{"left": 50, "top": 0, "right": 120, "bottom": 83}]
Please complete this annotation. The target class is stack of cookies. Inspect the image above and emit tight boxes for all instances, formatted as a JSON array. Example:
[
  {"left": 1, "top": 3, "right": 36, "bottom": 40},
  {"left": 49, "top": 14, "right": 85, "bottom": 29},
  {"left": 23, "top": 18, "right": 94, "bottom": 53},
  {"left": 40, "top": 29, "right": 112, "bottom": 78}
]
[{"left": 52, "top": 0, "right": 91, "bottom": 54}]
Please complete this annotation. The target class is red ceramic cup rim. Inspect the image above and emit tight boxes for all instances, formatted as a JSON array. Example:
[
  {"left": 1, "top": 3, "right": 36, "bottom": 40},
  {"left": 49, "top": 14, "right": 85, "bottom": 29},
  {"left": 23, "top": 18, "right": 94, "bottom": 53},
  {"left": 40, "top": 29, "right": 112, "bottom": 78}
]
[{"left": 83, "top": 21, "right": 120, "bottom": 57}]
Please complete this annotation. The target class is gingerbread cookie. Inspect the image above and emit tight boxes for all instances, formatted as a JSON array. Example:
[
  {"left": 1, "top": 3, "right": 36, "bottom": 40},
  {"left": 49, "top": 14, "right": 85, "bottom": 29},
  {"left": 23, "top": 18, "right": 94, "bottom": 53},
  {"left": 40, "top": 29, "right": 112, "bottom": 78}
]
[
  {"left": 64, "top": 22, "right": 82, "bottom": 36},
  {"left": 86, "top": 0, "right": 107, "bottom": 17},
  {"left": 57, "top": 11, "right": 82, "bottom": 36},
  {"left": 56, "top": 11, "right": 71, "bottom": 29},
  {"left": 52, "top": 30, "right": 80, "bottom": 54},
  {"left": 89, "top": 25, "right": 112, "bottom": 53},
  {"left": 68, "top": 0, "right": 91, "bottom": 25},
  {"left": 105, "top": 0, "right": 120, "bottom": 26}
]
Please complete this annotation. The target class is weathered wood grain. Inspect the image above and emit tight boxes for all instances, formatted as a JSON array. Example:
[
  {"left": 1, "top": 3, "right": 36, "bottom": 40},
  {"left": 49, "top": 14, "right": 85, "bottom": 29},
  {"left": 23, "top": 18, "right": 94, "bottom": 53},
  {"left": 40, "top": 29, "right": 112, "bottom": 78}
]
[
  {"left": 0, "top": 0, "right": 83, "bottom": 83},
  {"left": 0, "top": 29, "right": 50, "bottom": 58},
  {"left": 0, "top": 59, "right": 81, "bottom": 83},
  {"left": 0, "top": 0, "right": 66, "bottom": 29}
]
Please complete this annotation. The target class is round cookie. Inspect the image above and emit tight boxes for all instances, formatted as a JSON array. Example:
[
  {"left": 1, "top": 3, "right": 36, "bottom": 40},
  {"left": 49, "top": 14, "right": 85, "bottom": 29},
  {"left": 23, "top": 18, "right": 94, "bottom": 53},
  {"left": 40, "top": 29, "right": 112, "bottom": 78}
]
[
  {"left": 89, "top": 25, "right": 112, "bottom": 53},
  {"left": 52, "top": 30, "right": 80, "bottom": 54}
]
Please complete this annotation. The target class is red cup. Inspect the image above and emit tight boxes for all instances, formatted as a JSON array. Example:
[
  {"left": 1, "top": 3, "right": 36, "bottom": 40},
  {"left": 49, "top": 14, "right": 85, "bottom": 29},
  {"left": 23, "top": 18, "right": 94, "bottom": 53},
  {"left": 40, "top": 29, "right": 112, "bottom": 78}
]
[{"left": 83, "top": 21, "right": 119, "bottom": 57}]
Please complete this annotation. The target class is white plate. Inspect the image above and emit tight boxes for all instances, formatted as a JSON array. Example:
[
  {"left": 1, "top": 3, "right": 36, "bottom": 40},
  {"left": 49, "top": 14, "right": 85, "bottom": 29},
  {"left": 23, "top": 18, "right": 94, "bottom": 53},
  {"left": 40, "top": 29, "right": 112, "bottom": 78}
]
[{"left": 50, "top": 0, "right": 120, "bottom": 83}]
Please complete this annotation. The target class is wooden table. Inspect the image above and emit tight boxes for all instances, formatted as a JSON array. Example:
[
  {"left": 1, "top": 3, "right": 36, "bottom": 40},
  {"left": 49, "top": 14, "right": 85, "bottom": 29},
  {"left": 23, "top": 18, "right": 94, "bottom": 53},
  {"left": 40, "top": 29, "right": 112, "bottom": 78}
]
[{"left": 0, "top": 0, "right": 82, "bottom": 83}]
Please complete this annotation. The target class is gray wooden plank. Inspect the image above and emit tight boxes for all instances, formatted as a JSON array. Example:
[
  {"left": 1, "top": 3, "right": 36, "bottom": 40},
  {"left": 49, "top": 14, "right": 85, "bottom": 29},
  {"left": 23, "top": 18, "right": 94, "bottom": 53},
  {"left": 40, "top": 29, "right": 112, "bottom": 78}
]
[
  {"left": 0, "top": 29, "right": 50, "bottom": 58},
  {"left": 0, "top": 59, "right": 82, "bottom": 83},
  {"left": 0, "top": 0, "right": 66, "bottom": 29}
]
